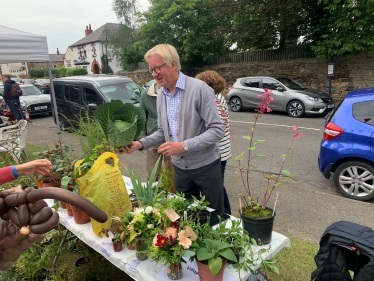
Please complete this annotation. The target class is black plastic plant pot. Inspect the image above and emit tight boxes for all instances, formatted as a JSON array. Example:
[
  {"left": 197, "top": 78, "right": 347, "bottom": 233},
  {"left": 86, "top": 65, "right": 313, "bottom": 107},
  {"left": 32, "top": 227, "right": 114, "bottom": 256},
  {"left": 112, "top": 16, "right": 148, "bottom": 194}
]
[{"left": 240, "top": 209, "right": 276, "bottom": 245}]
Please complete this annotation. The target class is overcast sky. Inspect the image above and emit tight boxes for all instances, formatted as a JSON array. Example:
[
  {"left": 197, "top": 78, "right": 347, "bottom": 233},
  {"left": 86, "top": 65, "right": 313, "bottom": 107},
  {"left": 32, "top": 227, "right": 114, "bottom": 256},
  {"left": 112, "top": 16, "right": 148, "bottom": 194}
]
[{"left": 0, "top": 0, "right": 150, "bottom": 55}]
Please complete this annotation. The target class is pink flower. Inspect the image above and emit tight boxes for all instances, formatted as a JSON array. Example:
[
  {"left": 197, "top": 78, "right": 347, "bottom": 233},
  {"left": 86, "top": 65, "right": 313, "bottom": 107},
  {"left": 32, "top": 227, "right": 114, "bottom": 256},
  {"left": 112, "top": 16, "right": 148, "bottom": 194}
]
[
  {"left": 257, "top": 88, "right": 274, "bottom": 113},
  {"left": 178, "top": 231, "right": 192, "bottom": 249},
  {"left": 165, "top": 227, "right": 178, "bottom": 239},
  {"left": 292, "top": 125, "right": 306, "bottom": 139}
]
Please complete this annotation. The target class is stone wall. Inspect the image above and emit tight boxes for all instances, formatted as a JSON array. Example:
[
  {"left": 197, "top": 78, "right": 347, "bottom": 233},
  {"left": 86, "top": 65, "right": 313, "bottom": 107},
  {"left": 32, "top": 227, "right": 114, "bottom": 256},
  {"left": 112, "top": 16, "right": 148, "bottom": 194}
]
[{"left": 117, "top": 51, "right": 374, "bottom": 102}]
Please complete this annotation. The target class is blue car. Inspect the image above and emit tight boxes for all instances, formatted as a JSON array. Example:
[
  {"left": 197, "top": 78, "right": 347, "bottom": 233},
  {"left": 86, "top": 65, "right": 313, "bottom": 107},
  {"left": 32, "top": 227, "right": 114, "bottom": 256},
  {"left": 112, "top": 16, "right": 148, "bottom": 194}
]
[{"left": 318, "top": 87, "right": 374, "bottom": 201}]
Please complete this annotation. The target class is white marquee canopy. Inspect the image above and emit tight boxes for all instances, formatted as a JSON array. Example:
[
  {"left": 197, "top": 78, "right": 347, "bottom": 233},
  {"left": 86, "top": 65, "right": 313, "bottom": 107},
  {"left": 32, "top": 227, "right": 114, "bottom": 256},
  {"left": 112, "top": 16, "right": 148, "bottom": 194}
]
[{"left": 0, "top": 25, "right": 62, "bottom": 140}]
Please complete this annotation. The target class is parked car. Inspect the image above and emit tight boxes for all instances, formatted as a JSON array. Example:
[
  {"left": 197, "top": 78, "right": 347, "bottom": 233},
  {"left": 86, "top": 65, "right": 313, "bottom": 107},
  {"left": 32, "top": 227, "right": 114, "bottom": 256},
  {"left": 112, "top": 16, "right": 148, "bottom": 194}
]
[
  {"left": 34, "top": 79, "right": 51, "bottom": 93},
  {"left": 12, "top": 78, "right": 23, "bottom": 84},
  {"left": 227, "top": 76, "right": 335, "bottom": 117},
  {"left": 0, "top": 84, "right": 52, "bottom": 116},
  {"left": 21, "top": 79, "right": 35, "bottom": 85},
  {"left": 143, "top": 79, "right": 155, "bottom": 89},
  {"left": 318, "top": 87, "right": 374, "bottom": 201},
  {"left": 52, "top": 75, "right": 143, "bottom": 129}
]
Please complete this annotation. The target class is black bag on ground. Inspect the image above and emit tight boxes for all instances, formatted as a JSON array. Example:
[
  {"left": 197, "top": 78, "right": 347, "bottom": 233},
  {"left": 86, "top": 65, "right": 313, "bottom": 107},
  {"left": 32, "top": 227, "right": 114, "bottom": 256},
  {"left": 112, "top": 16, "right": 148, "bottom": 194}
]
[
  {"left": 311, "top": 221, "right": 374, "bottom": 281},
  {"left": 10, "top": 83, "right": 23, "bottom": 97}
]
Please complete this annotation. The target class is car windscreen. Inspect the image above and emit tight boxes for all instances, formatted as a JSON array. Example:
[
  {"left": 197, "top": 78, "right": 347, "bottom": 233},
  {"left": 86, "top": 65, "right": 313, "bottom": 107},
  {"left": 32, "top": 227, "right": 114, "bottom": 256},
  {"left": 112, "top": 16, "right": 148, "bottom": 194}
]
[
  {"left": 21, "top": 86, "right": 43, "bottom": 96},
  {"left": 276, "top": 78, "right": 308, "bottom": 90},
  {"left": 99, "top": 81, "right": 143, "bottom": 103}
]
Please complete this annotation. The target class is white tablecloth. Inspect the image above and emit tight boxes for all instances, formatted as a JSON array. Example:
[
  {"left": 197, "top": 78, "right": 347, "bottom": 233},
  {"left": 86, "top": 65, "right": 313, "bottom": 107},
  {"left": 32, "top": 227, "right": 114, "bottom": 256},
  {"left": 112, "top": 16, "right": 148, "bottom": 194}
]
[{"left": 49, "top": 176, "right": 291, "bottom": 281}]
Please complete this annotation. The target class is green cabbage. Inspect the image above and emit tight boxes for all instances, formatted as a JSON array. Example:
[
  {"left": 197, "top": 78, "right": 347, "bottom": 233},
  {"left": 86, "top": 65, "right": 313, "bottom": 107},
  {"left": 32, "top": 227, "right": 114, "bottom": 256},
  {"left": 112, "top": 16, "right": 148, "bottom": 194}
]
[{"left": 94, "top": 100, "right": 146, "bottom": 148}]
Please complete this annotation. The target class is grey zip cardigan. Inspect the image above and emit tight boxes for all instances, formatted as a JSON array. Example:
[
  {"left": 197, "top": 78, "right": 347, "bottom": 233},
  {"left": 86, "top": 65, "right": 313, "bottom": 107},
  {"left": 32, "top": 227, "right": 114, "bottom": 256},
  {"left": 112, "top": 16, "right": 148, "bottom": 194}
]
[{"left": 139, "top": 75, "right": 224, "bottom": 170}]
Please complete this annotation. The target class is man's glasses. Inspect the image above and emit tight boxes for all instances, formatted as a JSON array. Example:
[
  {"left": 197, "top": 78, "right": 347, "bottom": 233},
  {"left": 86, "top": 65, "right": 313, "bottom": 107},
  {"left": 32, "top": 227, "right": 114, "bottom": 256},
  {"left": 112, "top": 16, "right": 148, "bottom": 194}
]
[{"left": 148, "top": 63, "right": 166, "bottom": 75}]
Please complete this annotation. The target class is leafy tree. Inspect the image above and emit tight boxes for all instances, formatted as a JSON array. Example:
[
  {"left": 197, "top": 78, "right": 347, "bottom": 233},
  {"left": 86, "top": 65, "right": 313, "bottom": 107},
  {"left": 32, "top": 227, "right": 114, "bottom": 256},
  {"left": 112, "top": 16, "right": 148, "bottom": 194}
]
[
  {"left": 101, "top": 55, "right": 114, "bottom": 74},
  {"left": 44, "top": 68, "right": 59, "bottom": 78},
  {"left": 308, "top": 0, "right": 374, "bottom": 58},
  {"left": 134, "top": 0, "right": 231, "bottom": 68}
]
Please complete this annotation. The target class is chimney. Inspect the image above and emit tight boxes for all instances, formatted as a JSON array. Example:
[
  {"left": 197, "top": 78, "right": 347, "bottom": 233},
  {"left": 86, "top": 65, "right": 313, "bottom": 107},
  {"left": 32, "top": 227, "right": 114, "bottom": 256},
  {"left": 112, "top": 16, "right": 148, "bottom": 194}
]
[
  {"left": 85, "top": 24, "right": 93, "bottom": 36},
  {"left": 56, "top": 48, "right": 60, "bottom": 55}
]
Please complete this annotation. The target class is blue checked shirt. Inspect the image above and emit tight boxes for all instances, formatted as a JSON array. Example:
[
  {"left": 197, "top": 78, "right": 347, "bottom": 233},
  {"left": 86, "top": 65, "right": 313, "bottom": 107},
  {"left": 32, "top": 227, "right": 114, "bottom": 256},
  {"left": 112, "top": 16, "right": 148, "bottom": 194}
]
[{"left": 162, "top": 72, "right": 186, "bottom": 142}]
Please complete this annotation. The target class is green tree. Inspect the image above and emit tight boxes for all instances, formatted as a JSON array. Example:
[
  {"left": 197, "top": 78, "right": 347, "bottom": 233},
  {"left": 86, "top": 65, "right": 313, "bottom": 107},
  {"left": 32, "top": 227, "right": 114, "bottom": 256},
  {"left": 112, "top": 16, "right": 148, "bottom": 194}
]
[
  {"left": 134, "top": 0, "right": 231, "bottom": 68},
  {"left": 309, "top": 0, "right": 374, "bottom": 58}
]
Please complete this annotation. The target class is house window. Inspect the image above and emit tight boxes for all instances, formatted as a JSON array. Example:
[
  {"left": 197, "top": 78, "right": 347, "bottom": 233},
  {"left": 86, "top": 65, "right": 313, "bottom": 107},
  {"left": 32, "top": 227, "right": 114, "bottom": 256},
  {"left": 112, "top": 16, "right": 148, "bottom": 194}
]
[
  {"left": 53, "top": 65, "right": 57, "bottom": 69},
  {"left": 92, "top": 46, "right": 96, "bottom": 56},
  {"left": 66, "top": 61, "right": 71, "bottom": 68},
  {"left": 83, "top": 50, "right": 87, "bottom": 58}
]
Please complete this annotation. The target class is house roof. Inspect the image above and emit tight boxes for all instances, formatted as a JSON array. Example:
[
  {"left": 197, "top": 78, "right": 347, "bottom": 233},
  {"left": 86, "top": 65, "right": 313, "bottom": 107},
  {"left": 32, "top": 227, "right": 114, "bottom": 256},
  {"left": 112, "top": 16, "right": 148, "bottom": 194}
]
[
  {"left": 49, "top": 54, "right": 65, "bottom": 62},
  {"left": 69, "top": 23, "right": 121, "bottom": 47}
]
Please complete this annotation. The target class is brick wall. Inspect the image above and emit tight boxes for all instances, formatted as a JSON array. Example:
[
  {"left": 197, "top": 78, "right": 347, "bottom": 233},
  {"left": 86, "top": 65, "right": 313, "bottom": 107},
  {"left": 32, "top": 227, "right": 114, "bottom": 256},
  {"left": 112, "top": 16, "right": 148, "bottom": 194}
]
[{"left": 117, "top": 51, "right": 374, "bottom": 102}]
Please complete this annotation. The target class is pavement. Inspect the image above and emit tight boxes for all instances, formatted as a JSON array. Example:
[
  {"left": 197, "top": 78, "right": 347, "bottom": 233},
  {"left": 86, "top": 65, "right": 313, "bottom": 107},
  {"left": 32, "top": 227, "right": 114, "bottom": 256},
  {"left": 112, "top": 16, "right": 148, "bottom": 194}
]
[{"left": 26, "top": 122, "right": 374, "bottom": 244}]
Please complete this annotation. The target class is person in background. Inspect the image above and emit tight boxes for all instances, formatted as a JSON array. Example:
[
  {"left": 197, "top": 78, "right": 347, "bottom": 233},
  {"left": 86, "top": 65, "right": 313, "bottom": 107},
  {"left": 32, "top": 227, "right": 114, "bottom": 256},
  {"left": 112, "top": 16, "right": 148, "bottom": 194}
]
[
  {"left": 195, "top": 70, "right": 232, "bottom": 215},
  {"left": 119, "top": 44, "right": 225, "bottom": 214},
  {"left": 139, "top": 80, "right": 170, "bottom": 179},
  {"left": 1, "top": 75, "right": 23, "bottom": 121},
  {"left": 0, "top": 159, "right": 52, "bottom": 185}
]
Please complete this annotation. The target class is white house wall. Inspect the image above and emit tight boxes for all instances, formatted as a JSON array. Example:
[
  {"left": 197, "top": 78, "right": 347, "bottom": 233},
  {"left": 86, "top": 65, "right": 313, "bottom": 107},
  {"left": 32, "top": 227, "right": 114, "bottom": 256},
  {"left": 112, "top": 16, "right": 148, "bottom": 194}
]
[
  {"left": 68, "top": 42, "right": 121, "bottom": 74},
  {"left": 0, "top": 62, "right": 27, "bottom": 77}
]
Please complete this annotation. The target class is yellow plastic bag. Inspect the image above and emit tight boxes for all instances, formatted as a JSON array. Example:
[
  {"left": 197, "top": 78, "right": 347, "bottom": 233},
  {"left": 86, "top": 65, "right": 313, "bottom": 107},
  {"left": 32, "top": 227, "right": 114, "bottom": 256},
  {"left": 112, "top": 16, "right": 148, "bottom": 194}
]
[{"left": 75, "top": 152, "right": 132, "bottom": 236}]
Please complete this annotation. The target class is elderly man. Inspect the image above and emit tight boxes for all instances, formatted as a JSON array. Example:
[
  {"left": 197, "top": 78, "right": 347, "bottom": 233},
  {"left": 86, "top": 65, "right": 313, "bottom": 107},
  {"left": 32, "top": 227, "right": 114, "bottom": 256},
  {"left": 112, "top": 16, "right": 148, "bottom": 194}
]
[{"left": 121, "top": 44, "right": 225, "bottom": 214}]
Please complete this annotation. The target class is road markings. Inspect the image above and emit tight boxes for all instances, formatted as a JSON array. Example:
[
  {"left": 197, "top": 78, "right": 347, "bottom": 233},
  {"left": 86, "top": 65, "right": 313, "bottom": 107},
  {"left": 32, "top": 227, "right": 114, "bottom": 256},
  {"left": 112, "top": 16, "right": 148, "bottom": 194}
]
[{"left": 230, "top": 120, "right": 321, "bottom": 131}]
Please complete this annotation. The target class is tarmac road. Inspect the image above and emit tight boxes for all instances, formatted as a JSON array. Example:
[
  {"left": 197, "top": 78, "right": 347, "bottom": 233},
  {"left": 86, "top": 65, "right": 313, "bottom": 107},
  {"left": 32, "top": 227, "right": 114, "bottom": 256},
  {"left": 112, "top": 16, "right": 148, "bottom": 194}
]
[{"left": 26, "top": 114, "right": 374, "bottom": 243}]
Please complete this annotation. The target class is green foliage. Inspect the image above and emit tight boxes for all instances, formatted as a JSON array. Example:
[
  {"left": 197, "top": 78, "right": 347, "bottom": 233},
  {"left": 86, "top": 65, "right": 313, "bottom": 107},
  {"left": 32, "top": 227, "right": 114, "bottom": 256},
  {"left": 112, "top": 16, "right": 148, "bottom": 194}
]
[
  {"left": 126, "top": 157, "right": 162, "bottom": 207},
  {"left": 57, "top": 66, "right": 68, "bottom": 77},
  {"left": 120, "top": 45, "right": 143, "bottom": 71},
  {"left": 65, "top": 68, "right": 88, "bottom": 76},
  {"left": 112, "top": 233, "right": 122, "bottom": 243},
  {"left": 159, "top": 160, "right": 176, "bottom": 194},
  {"left": 131, "top": 0, "right": 231, "bottom": 68},
  {"left": 94, "top": 100, "right": 146, "bottom": 148},
  {"left": 101, "top": 54, "right": 114, "bottom": 74},
  {"left": 309, "top": 0, "right": 374, "bottom": 58},
  {"left": 44, "top": 68, "right": 59, "bottom": 78},
  {"left": 29, "top": 68, "right": 45, "bottom": 78}
]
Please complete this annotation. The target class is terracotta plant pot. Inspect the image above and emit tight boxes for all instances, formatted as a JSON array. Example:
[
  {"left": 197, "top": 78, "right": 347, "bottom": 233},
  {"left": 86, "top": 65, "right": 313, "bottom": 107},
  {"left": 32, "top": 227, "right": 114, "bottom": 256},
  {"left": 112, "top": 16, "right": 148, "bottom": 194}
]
[
  {"left": 59, "top": 201, "right": 67, "bottom": 209},
  {"left": 196, "top": 259, "right": 227, "bottom": 281},
  {"left": 70, "top": 206, "right": 91, "bottom": 224},
  {"left": 40, "top": 181, "right": 61, "bottom": 188},
  {"left": 66, "top": 203, "right": 74, "bottom": 216},
  {"left": 112, "top": 242, "right": 123, "bottom": 252},
  {"left": 127, "top": 242, "right": 136, "bottom": 250}
]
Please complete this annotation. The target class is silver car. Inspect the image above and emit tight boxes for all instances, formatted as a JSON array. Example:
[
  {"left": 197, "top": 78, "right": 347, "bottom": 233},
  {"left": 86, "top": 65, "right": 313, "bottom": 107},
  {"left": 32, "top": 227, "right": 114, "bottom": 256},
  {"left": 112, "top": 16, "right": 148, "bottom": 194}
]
[
  {"left": 227, "top": 76, "right": 335, "bottom": 117},
  {"left": 0, "top": 84, "right": 52, "bottom": 116}
]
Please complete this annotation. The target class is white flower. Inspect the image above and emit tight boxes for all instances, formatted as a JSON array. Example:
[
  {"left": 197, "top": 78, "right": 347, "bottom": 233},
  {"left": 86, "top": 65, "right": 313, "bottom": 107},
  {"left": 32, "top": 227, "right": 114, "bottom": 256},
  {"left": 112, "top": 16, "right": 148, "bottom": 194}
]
[
  {"left": 133, "top": 207, "right": 144, "bottom": 214},
  {"left": 145, "top": 206, "right": 153, "bottom": 214},
  {"left": 147, "top": 224, "right": 154, "bottom": 229}
]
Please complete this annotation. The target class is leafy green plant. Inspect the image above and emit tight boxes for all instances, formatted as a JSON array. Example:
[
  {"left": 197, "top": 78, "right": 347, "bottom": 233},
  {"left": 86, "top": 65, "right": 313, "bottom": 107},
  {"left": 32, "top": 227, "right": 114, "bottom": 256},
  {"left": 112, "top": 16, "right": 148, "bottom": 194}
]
[
  {"left": 126, "top": 156, "right": 162, "bottom": 207},
  {"left": 112, "top": 233, "right": 122, "bottom": 243},
  {"left": 94, "top": 100, "right": 146, "bottom": 148},
  {"left": 159, "top": 160, "right": 176, "bottom": 194},
  {"left": 233, "top": 88, "right": 305, "bottom": 217}
]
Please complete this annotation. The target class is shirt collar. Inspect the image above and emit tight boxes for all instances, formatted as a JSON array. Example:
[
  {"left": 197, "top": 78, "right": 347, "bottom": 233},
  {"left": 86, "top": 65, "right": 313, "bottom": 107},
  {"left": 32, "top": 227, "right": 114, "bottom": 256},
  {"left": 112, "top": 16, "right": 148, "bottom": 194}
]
[{"left": 162, "top": 71, "right": 186, "bottom": 95}]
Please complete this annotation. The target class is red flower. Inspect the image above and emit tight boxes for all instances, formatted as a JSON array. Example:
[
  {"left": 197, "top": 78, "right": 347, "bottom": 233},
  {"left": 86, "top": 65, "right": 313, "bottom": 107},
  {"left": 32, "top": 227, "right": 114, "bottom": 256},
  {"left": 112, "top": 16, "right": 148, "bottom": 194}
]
[
  {"left": 155, "top": 234, "right": 168, "bottom": 247},
  {"left": 171, "top": 221, "right": 179, "bottom": 230},
  {"left": 257, "top": 88, "right": 274, "bottom": 113}
]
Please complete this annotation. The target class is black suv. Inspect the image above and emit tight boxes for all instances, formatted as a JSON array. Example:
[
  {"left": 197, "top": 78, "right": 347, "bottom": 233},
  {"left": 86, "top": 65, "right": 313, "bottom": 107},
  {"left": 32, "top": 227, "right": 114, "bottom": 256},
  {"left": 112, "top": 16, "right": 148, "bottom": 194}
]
[{"left": 52, "top": 75, "right": 143, "bottom": 129}]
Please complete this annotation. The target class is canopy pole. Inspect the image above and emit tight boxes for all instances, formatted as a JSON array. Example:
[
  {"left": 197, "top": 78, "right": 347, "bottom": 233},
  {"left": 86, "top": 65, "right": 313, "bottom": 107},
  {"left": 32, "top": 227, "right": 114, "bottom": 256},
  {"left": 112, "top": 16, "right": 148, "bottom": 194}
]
[{"left": 47, "top": 61, "right": 62, "bottom": 143}]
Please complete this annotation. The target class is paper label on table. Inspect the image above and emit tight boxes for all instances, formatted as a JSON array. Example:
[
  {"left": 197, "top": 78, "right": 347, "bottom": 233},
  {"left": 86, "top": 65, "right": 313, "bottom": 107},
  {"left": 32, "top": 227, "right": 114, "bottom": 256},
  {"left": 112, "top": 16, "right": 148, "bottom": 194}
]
[
  {"left": 155, "top": 259, "right": 237, "bottom": 281},
  {"left": 125, "top": 259, "right": 143, "bottom": 272},
  {"left": 164, "top": 208, "right": 180, "bottom": 222},
  {"left": 101, "top": 242, "right": 114, "bottom": 258}
]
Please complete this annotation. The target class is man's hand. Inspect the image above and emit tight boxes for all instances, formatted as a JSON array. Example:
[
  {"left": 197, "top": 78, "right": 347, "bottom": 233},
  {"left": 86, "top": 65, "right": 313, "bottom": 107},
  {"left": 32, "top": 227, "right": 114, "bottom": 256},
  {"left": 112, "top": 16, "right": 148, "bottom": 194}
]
[
  {"left": 116, "top": 141, "right": 144, "bottom": 154},
  {"left": 16, "top": 159, "right": 52, "bottom": 177},
  {"left": 158, "top": 142, "right": 184, "bottom": 156}
]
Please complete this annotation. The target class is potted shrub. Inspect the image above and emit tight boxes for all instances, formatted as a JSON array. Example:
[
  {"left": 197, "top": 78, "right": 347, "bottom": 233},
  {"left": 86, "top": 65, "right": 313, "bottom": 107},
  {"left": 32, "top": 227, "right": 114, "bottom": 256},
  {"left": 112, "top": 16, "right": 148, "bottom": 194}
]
[
  {"left": 34, "top": 142, "right": 73, "bottom": 188},
  {"left": 112, "top": 233, "right": 123, "bottom": 252},
  {"left": 233, "top": 88, "right": 305, "bottom": 244}
]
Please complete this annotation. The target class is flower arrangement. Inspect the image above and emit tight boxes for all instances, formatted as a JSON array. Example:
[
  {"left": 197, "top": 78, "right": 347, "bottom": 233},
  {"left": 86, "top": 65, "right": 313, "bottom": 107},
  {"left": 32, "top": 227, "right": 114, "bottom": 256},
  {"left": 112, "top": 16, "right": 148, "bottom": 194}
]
[
  {"left": 120, "top": 206, "right": 162, "bottom": 245},
  {"left": 149, "top": 220, "right": 196, "bottom": 267},
  {"left": 234, "top": 88, "right": 305, "bottom": 218}
]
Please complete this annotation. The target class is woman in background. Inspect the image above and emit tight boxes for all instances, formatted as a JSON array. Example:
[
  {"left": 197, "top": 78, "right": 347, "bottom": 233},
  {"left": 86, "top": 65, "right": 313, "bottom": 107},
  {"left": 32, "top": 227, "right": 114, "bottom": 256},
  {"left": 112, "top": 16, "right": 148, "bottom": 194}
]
[{"left": 195, "top": 70, "right": 232, "bottom": 214}]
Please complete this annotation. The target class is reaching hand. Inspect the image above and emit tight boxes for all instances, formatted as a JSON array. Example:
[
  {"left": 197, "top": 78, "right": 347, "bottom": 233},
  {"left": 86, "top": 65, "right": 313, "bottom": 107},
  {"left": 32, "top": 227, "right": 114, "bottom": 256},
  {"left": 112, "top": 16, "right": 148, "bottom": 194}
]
[
  {"left": 158, "top": 142, "right": 184, "bottom": 156},
  {"left": 16, "top": 159, "right": 52, "bottom": 177},
  {"left": 116, "top": 141, "right": 143, "bottom": 154}
]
